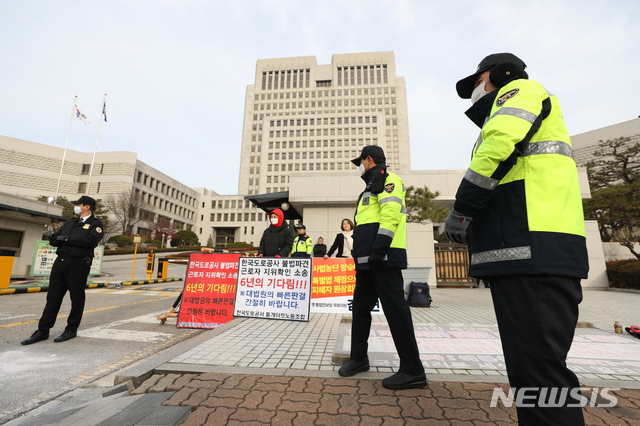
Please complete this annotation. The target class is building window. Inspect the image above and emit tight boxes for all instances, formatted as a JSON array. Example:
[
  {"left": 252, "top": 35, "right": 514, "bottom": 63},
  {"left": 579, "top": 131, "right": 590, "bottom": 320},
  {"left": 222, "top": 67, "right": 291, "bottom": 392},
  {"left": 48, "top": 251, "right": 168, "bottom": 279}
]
[
  {"left": 78, "top": 182, "right": 87, "bottom": 193},
  {"left": 81, "top": 164, "right": 90, "bottom": 175}
]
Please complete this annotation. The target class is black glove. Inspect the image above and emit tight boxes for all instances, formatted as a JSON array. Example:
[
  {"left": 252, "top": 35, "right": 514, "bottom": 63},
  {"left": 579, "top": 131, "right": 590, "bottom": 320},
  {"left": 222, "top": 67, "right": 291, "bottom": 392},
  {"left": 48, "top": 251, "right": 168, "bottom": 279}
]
[
  {"left": 56, "top": 235, "right": 69, "bottom": 243},
  {"left": 48, "top": 235, "right": 59, "bottom": 246},
  {"left": 445, "top": 210, "right": 472, "bottom": 245},
  {"left": 368, "top": 252, "right": 386, "bottom": 269}
]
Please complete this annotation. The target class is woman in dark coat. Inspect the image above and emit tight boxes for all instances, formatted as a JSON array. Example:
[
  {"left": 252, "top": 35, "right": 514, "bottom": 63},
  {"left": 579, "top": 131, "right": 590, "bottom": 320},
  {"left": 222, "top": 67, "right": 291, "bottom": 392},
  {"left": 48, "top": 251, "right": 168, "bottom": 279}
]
[{"left": 258, "top": 208, "right": 293, "bottom": 257}]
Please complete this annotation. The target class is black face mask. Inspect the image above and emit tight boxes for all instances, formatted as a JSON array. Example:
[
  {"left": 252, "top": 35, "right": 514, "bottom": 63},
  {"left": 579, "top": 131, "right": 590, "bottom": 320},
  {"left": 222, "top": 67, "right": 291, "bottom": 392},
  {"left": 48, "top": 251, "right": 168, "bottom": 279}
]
[{"left": 464, "top": 90, "right": 499, "bottom": 128}]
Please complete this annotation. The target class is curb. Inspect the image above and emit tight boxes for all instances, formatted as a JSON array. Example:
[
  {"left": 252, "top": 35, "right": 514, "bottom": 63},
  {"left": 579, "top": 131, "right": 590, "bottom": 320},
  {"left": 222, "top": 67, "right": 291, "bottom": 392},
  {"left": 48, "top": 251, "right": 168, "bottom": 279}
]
[
  {"left": 119, "top": 278, "right": 183, "bottom": 286},
  {"left": 0, "top": 282, "right": 108, "bottom": 295}
]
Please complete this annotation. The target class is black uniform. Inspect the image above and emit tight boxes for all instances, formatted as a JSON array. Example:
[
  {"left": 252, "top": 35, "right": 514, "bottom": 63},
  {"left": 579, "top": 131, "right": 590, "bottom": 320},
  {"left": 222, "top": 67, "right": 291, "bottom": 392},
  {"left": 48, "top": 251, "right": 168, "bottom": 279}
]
[{"left": 38, "top": 214, "right": 103, "bottom": 334}]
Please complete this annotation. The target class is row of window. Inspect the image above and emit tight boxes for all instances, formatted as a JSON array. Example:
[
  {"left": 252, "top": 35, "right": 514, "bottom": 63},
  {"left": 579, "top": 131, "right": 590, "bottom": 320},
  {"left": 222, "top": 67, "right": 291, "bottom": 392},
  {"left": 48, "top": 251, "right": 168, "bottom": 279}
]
[
  {"left": 268, "top": 127, "right": 378, "bottom": 138},
  {"left": 337, "top": 65, "right": 388, "bottom": 86},
  {"left": 254, "top": 97, "right": 395, "bottom": 111},
  {"left": 134, "top": 189, "right": 195, "bottom": 220},
  {"left": 255, "top": 86, "right": 395, "bottom": 101},
  {"left": 262, "top": 69, "right": 311, "bottom": 91},
  {"left": 210, "top": 212, "right": 267, "bottom": 222},
  {"left": 268, "top": 138, "right": 379, "bottom": 150},
  {"left": 209, "top": 199, "right": 254, "bottom": 210},
  {"left": 135, "top": 170, "right": 195, "bottom": 206},
  {"left": 266, "top": 161, "right": 354, "bottom": 172},
  {"left": 268, "top": 149, "right": 364, "bottom": 161},
  {"left": 259, "top": 65, "right": 389, "bottom": 91},
  {"left": 268, "top": 115, "right": 378, "bottom": 127}
]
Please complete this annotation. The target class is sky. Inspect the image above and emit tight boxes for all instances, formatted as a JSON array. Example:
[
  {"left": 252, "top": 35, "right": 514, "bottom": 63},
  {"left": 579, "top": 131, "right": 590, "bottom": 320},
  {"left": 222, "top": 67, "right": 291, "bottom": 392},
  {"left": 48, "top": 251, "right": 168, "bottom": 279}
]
[{"left": 1, "top": 0, "right": 639, "bottom": 195}]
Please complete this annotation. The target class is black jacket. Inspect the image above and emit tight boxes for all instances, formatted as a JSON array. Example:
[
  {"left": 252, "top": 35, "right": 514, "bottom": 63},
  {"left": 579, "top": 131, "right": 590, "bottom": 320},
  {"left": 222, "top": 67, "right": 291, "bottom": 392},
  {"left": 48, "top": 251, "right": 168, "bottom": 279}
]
[
  {"left": 313, "top": 244, "right": 327, "bottom": 257},
  {"left": 49, "top": 215, "right": 104, "bottom": 258},
  {"left": 258, "top": 223, "right": 293, "bottom": 257},
  {"left": 327, "top": 233, "right": 350, "bottom": 258}
]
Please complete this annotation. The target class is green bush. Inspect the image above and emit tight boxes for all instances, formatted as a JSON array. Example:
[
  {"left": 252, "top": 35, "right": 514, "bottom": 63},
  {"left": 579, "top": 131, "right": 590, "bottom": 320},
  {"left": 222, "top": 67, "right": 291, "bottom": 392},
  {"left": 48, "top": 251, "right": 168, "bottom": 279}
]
[
  {"left": 108, "top": 235, "right": 133, "bottom": 247},
  {"left": 226, "top": 242, "right": 254, "bottom": 248},
  {"left": 170, "top": 230, "right": 199, "bottom": 247},
  {"left": 436, "top": 233, "right": 450, "bottom": 243},
  {"left": 145, "top": 239, "right": 162, "bottom": 247},
  {"left": 606, "top": 259, "right": 640, "bottom": 289}
]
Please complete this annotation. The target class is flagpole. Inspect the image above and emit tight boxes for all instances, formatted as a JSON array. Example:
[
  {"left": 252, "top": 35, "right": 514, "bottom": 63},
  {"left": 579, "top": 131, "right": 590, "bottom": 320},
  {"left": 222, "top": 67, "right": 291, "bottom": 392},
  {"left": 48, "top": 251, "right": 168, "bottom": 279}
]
[
  {"left": 87, "top": 94, "right": 106, "bottom": 195},
  {"left": 55, "top": 96, "right": 77, "bottom": 200}
]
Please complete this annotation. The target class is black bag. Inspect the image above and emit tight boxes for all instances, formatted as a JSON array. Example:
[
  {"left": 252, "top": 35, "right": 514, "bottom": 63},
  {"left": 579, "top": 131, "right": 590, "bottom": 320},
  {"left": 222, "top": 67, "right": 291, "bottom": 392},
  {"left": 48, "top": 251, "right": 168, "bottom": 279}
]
[{"left": 407, "top": 281, "right": 432, "bottom": 307}]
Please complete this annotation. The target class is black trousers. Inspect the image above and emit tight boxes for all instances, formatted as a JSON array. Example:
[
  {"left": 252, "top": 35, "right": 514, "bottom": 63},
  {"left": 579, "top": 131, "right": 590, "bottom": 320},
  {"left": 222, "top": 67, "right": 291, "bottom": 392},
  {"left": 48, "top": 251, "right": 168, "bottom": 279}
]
[
  {"left": 38, "top": 257, "right": 90, "bottom": 333},
  {"left": 490, "top": 275, "right": 584, "bottom": 426},
  {"left": 350, "top": 268, "right": 423, "bottom": 375}
]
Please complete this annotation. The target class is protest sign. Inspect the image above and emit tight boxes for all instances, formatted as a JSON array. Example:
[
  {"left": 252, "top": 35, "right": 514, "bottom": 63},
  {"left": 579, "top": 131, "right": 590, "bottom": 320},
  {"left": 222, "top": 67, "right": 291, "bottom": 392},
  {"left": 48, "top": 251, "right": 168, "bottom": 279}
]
[
  {"left": 177, "top": 252, "right": 241, "bottom": 329},
  {"left": 310, "top": 258, "right": 356, "bottom": 313},
  {"left": 234, "top": 257, "right": 311, "bottom": 321}
]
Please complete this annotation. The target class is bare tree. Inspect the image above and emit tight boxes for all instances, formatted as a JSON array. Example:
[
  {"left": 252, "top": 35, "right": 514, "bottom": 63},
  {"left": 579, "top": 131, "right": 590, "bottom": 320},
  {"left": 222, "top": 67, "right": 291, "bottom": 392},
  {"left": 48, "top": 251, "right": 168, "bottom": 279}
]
[
  {"left": 104, "top": 191, "right": 144, "bottom": 235},
  {"left": 611, "top": 227, "right": 640, "bottom": 259}
]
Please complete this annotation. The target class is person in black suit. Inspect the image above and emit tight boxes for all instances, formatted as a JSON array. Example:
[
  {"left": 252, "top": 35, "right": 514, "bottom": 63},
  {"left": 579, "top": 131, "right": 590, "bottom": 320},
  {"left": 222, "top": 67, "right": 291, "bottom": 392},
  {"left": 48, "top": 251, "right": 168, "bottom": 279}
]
[{"left": 21, "top": 196, "right": 104, "bottom": 345}]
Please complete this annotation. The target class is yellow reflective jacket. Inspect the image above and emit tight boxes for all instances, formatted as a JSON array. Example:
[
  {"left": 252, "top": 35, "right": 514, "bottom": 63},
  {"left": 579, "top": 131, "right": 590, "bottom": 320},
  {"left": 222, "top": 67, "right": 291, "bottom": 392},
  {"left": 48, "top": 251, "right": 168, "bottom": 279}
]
[
  {"left": 454, "top": 79, "right": 588, "bottom": 278},
  {"left": 353, "top": 165, "right": 407, "bottom": 270},
  {"left": 291, "top": 234, "right": 313, "bottom": 258}
]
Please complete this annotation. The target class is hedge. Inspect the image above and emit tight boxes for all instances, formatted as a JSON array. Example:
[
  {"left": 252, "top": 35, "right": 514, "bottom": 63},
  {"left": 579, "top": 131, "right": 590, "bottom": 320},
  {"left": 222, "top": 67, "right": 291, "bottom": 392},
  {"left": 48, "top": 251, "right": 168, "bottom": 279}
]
[{"left": 606, "top": 259, "right": 640, "bottom": 290}]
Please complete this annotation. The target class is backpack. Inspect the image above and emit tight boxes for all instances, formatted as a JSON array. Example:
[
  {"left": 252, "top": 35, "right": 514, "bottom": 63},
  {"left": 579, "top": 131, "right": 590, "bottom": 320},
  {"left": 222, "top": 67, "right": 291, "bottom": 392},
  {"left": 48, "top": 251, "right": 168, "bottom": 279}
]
[{"left": 407, "top": 281, "right": 432, "bottom": 308}]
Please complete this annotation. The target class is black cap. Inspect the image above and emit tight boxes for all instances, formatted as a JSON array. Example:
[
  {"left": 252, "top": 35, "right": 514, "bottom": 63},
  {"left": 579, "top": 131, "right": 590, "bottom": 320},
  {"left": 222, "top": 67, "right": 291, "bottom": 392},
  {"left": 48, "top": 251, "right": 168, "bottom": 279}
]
[
  {"left": 456, "top": 53, "right": 527, "bottom": 99},
  {"left": 351, "top": 145, "right": 386, "bottom": 167},
  {"left": 71, "top": 195, "right": 97, "bottom": 209},
  {"left": 295, "top": 224, "right": 306, "bottom": 230}
]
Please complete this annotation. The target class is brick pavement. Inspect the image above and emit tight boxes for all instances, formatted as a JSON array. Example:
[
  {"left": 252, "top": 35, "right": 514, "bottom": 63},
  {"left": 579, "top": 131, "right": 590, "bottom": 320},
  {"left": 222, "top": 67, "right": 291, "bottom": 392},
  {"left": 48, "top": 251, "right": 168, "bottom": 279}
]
[{"left": 127, "top": 372, "right": 640, "bottom": 425}]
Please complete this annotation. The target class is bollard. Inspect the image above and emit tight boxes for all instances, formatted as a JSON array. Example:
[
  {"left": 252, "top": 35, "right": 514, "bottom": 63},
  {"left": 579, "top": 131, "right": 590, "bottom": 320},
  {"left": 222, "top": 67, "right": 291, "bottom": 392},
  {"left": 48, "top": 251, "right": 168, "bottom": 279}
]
[
  {"left": 0, "top": 249, "right": 17, "bottom": 289},
  {"left": 157, "top": 258, "right": 168, "bottom": 279}
]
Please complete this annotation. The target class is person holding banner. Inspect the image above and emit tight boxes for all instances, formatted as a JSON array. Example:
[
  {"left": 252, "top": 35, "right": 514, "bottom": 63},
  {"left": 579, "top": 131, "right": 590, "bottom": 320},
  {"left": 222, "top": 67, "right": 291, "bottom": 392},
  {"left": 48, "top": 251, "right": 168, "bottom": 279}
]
[
  {"left": 21, "top": 195, "right": 103, "bottom": 345},
  {"left": 257, "top": 208, "right": 293, "bottom": 258},
  {"left": 291, "top": 224, "right": 313, "bottom": 258},
  {"left": 338, "top": 145, "right": 426, "bottom": 390}
]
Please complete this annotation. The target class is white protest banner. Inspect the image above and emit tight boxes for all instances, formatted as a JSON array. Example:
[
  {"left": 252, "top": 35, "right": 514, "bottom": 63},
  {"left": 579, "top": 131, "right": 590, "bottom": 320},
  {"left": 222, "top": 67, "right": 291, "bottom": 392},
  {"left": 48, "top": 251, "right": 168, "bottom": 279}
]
[{"left": 234, "top": 257, "right": 312, "bottom": 322}]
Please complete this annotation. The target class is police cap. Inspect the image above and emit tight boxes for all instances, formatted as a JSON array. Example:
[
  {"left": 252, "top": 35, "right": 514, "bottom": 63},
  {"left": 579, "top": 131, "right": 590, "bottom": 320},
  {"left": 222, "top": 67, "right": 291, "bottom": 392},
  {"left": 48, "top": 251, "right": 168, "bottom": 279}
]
[
  {"left": 351, "top": 145, "right": 386, "bottom": 167},
  {"left": 456, "top": 53, "right": 527, "bottom": 99},
  {"left": 71, "top": 195, "right": 97, "bottom": 209}
]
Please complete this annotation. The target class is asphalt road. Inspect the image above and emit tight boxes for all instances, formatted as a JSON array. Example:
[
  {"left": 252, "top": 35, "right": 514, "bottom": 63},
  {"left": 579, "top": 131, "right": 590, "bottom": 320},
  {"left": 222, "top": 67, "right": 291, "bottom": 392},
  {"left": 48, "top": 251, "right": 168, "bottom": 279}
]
[{"left": 0, "top": 258, "right": 196, "bottom": 424}]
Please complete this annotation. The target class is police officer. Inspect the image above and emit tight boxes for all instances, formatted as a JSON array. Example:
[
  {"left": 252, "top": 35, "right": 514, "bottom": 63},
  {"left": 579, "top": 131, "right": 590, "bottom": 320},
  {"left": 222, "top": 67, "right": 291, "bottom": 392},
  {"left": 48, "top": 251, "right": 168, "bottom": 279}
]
[
  {"left": 21, "top": 195, "right": 104, "bottom": 345},
  {"left": 338, "top": 145, "right": 426, "bottom": 390},
  {"left": 291, "top": 224, "right": 313, "bottom": 258},
  {"left": 446, "top": 53, "right": 588, "bottom": 425}
]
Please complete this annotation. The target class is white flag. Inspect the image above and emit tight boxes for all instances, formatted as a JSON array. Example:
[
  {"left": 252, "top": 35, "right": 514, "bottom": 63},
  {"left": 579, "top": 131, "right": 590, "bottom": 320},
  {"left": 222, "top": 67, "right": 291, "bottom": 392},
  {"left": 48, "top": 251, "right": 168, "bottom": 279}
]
[{"left": 74, "top": 102, "right": 90, "bottom": 126}]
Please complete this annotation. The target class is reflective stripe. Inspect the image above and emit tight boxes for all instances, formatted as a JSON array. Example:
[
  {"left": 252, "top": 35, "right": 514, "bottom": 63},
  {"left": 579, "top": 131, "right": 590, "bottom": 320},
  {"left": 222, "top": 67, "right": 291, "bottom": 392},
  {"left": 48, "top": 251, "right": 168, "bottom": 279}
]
[
  {"left": 524, "top": 140, "right": 573, "bottom": 159},
  {"left": 471, "top": 246, "right": 531, "bottom": 265},
  {"left": 361, "top": 191, "right": 374, "bottom": 198},
  {"left": 464, "top": 168, "right": 500, "bottom": 190},
  {"left": 379, "top": 196, "right": 402, "bottom": 205},
  {"left": 356, "top": 255, "right": 389, "bottom": 264},
  {"left": 473, "top": 131, "right": 483, "bottom": 153},
  {"left": 491, "top": 107, "right": 537, "bottom": 124},
  {"left": 378, "top": 228, "right": 394, "bottom": 238},
  {"left": 401, "top": 205, "right": 407, "bottom": 214}
]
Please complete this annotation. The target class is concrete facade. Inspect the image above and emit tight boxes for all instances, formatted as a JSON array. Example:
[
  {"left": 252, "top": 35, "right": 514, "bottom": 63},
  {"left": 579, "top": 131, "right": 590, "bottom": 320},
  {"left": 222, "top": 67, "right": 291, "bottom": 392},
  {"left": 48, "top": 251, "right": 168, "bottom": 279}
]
[{"left": 0, "top": 135, "right": 198, "bottom": 241}]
